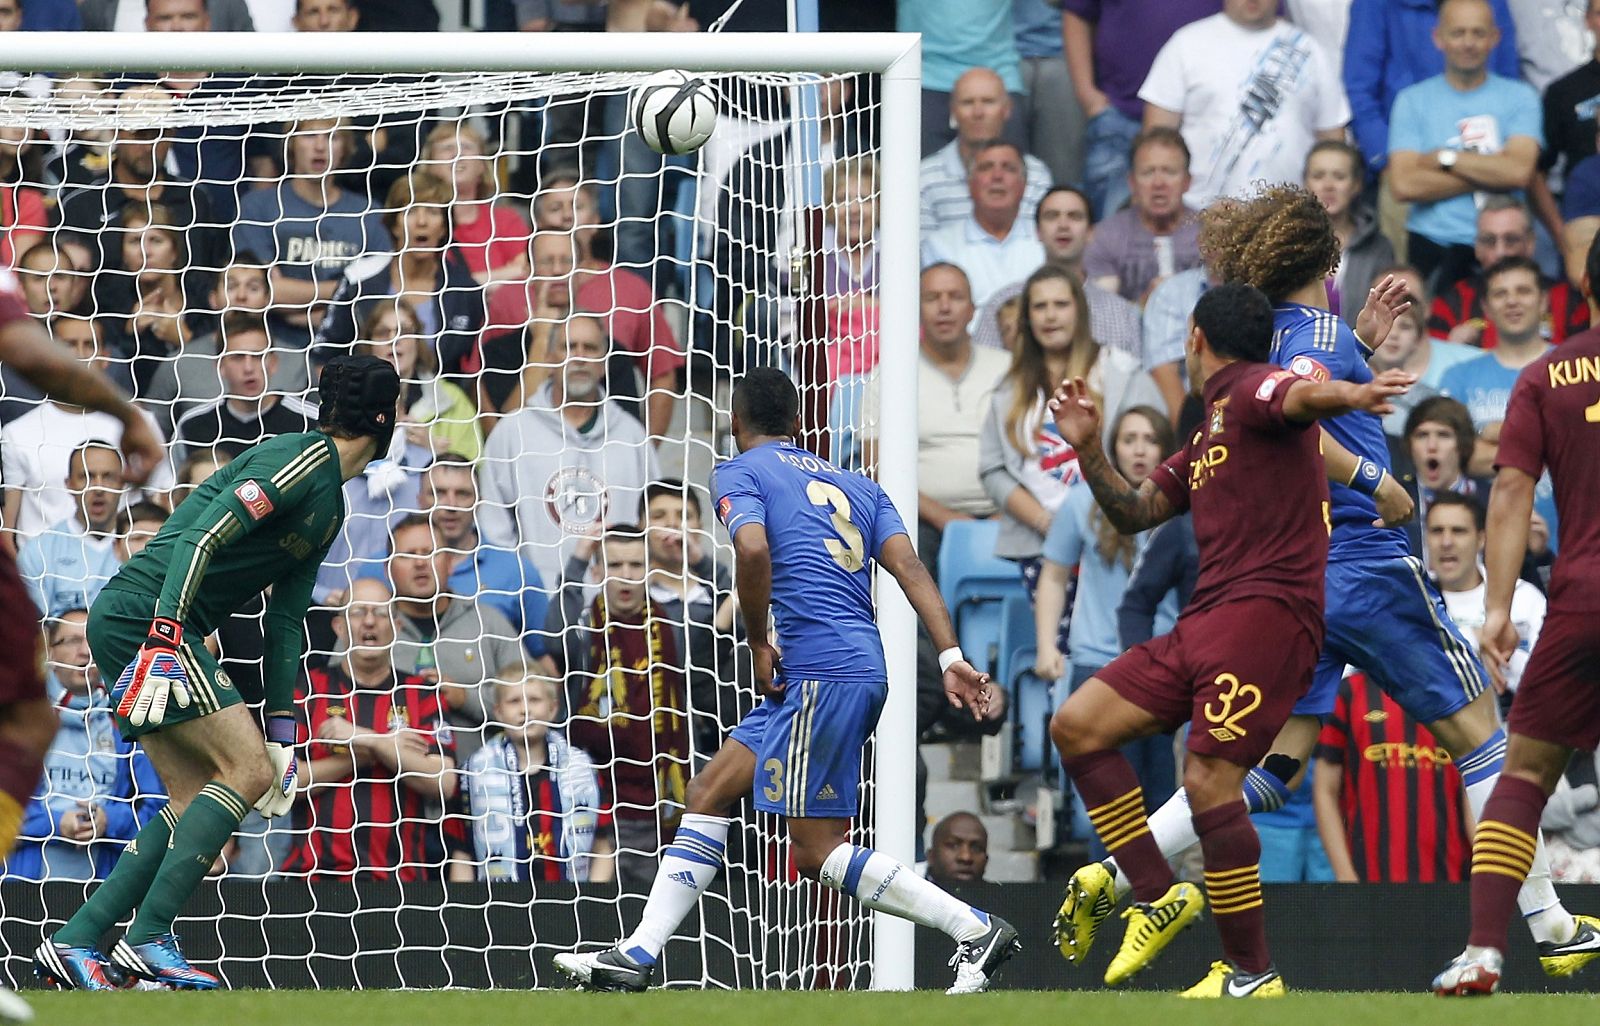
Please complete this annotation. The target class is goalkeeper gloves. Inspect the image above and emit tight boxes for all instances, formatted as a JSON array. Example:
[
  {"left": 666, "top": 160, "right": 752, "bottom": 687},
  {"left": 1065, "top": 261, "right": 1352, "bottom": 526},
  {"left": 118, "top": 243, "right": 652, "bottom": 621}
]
[
  {"left": 113, "top": 617, "right": 191, "bottom": 728},
  {"left": 255, "top": 714, "right": 298, "bottom": 819}
]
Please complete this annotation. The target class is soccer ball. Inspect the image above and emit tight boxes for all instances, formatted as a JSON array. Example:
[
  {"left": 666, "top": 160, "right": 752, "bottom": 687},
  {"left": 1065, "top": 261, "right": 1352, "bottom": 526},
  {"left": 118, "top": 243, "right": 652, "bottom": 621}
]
[{"left": 631, "top": 70, "right": 717, "bottom": 156}]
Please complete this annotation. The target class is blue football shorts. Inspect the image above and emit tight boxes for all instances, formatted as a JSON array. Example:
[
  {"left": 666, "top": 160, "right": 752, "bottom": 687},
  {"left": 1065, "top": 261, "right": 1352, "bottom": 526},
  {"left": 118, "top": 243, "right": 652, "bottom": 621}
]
[
  {"left": 730, "top": 679, "right": 887, "bottom": 819},
  {"left": 1293, "top": 555, "right": 1488, "bottom": 725}
]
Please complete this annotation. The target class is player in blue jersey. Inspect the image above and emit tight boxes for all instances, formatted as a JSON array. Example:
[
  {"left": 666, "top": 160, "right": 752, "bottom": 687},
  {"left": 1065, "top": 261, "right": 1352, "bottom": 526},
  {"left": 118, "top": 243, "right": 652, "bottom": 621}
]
[
  {"left": 1054, "top": 185, "right": 1600, "bottom": 979},
  {"left": 555, "top": 367, "right": 1018, "bottom": 995}
]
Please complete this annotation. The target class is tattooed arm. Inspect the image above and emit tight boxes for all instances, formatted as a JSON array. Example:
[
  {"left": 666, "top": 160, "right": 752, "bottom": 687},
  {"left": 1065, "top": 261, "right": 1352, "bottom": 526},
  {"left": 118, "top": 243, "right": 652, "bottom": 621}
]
[
  {"left": 1051, "top": 377, "right": 1178, "bottom": 534},
  {"left": 1075, "top": 431, "right": 1178, "bottom": 534}
]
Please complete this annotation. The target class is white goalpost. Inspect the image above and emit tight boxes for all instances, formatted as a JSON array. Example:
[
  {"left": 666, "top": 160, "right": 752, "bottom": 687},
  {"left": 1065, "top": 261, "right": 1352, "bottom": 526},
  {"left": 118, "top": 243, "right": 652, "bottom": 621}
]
[{"left": 0, "top": 31, "right": 921, "bottom": 991}]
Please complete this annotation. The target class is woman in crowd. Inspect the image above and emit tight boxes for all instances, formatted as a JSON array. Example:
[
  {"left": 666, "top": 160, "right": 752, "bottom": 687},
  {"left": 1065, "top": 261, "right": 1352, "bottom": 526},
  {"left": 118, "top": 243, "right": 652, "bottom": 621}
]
[
  {"left": 978, "top": 264, "right": 1161, "bottom": 600},
  {"left": 355, "top": 300, "right": 482, "bottom": 462},
  {"left": 1033, "top": 405, "right": 1180, "bottom": 843},
  {"left": 1303, "top": 140, "right": 1393, "bottom": 327},
  {"left": 315, "top": 170, "right": 485, "bottom": 378},
  {"left": 423, "top": 122, "right": 531, "bottom": 288}
]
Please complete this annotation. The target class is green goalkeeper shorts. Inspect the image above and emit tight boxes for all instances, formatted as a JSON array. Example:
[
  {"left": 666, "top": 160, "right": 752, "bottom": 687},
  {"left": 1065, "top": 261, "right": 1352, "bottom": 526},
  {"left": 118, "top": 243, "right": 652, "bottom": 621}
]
[{"left": 88, "top": 587, "right": 245, "bottom": 740}]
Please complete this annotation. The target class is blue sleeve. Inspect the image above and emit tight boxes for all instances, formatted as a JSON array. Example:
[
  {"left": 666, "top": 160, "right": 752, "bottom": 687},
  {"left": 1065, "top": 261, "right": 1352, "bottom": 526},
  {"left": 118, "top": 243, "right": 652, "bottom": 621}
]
[
  {"left": 1505, "top": 82, "right": 1543, "bottom": 146},
  {"left": 870, "top": 484, "right": 910, "bottom": 559},
  {"left": 1342, "top": 0, "right": 1391, "bottom": 168},
  {"left": 1387, "top": 86, "right": 1426, "bottom": 156},
  {"left": 1489, "top": 0, "right": 1520, "bottom": 80},
  {"left": 1275, "top": 316, "right": 1356, "bottom": 381},
  {"left": 713, "top": 461, "right": 765, "bottom": 533},
  {"left": 102, "top": 749, "right": 141, "bottom": 841},
  {"left": 20, "top": 793, "right": 65, "bottom": 840},
  {"left": 15, "top": 541, "right": 45, "bottom": 616},
  {"left": 1041, "top": 487, "right": 1087, "bottom": 567}
]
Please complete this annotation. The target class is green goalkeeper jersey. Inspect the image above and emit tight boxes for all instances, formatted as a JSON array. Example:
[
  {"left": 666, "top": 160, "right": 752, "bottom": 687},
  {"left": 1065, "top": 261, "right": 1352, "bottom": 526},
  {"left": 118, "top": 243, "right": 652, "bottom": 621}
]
[{"left": 105, "top": 431, "right": 345, "bottom": 713}]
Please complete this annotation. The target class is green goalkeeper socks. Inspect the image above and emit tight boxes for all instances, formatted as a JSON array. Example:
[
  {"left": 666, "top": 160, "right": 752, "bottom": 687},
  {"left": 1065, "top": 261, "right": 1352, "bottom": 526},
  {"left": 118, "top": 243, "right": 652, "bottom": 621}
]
[
  {"left": 124, "top": 782, "right": 249, "bottom": 945},
  {"left": 55, "top": 805, "right": 180, "bottom": 948}
]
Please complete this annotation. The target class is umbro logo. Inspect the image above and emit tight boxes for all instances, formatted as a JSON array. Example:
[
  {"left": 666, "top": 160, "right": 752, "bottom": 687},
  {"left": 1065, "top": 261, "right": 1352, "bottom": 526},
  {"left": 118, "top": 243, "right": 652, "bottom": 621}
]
[
  {"left": 815, "top": 784, "right": 839, "bottom": 801},
  {"left": 1208, "top": 726, "right": 1239, "bottom": 743}
]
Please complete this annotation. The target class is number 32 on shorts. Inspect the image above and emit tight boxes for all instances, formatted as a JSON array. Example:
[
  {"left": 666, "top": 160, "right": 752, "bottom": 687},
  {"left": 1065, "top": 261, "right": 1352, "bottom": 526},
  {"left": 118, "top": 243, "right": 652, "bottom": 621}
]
[{"left": 1203, "top": 672, "right": 1262, "bottom": 743}]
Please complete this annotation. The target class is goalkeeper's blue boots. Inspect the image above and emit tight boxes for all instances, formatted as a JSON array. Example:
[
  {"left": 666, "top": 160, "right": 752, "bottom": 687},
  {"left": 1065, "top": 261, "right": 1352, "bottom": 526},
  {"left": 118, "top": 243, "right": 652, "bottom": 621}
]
[
  {"left": 552, "top": 947, "right": 656, "bottom": 992},
  {"left": 32, "top": 942, "right": 120, "bottom": 991},
  {"left": 110, "top": 935, "right": 221, "bottom": 990}
]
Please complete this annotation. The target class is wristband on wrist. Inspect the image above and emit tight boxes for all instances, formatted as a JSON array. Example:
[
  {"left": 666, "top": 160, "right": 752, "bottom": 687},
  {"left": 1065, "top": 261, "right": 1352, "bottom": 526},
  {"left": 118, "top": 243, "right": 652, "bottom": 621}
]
[
  {"left": 146, "top": 617, "right": 182, "bottom": 649},
  {"left": 1347, "top": 457, "right": 1385, "bottom": 497},
  {"left": 938, "top": 647, "right": 966, "bottom": 674},
  {"left": 265, "top": 714, "right": 297, "bottom": 746}
]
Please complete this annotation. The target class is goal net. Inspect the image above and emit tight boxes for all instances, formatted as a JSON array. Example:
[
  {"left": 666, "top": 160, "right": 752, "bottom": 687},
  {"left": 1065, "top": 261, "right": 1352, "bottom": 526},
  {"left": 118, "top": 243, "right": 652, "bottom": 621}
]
[{"left": 0, "top": 33, "right": 920, "bottom": 991}]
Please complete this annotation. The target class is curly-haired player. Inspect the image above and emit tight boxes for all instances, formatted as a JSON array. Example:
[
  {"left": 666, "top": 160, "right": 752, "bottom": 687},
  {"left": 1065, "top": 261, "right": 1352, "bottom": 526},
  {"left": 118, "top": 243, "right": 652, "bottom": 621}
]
[{"left": 1055, "top": 185, "right": 1600, "bottom": 987}]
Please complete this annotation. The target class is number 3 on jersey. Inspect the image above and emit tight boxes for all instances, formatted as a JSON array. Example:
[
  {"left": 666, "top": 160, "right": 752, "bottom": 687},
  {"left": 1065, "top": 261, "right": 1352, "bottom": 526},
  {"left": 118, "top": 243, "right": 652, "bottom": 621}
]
[{"left": 806, "top": 480, "right": 865, "bottom": 572}]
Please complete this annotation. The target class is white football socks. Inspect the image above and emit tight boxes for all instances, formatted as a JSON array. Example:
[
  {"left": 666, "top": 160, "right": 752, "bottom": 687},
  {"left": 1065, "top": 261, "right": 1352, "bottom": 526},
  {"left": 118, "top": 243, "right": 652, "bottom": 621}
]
[
  {"left": 620, "top": 813, "right": 730, "bottom": 963},
  {"left": 1463, "top": 774, "right": 1573, "bottom": 945},
  {"left": 818, "top": 843, "right": 990, "bottom": 943},
  {"left": 1108, "top": 787, "right": 1195, "bottom": 900}
]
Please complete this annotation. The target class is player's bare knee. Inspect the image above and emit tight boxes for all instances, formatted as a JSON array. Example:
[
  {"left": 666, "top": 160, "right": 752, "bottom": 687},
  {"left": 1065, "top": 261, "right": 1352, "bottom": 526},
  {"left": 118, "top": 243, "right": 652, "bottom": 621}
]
[
  {"left": 1049, "top": 703, "right": 1099, "bottom": 759},
  {"left": 222, "top": 756, "right": 273, "bottom": 806},
  {"left": 1182, "top": 756, "right": 1243, "bottom": 814}
]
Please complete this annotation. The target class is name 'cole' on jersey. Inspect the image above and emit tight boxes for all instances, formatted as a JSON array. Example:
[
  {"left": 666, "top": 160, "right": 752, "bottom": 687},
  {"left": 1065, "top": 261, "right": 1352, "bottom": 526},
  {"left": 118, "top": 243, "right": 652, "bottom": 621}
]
[
  {"left": 713, "top": 441, "right": 909, "bottom": 684},
  {"left": 1271, "top": 302, "right": 1411, "bottom": 563}
]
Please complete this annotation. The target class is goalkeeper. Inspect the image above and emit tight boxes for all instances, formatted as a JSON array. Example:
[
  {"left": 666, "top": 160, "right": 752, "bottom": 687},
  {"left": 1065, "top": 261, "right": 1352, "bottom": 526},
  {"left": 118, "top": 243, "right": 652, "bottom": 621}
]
[{"left": 34, "top": 355, "right": 401, "bottom": 992}]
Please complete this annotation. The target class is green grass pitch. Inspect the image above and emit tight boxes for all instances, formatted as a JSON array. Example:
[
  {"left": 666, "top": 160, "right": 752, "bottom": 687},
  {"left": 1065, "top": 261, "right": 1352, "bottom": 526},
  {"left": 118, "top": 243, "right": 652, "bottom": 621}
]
[{"left": 23, "top": 989, "right": 1600, "bottom": 1026}]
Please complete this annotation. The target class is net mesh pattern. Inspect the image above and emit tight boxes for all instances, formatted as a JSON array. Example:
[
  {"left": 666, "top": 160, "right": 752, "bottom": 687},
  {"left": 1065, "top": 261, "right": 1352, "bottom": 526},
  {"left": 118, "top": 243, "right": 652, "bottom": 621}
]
[{"left": 0, "top": 64, "right": 886, "bottom": 990}]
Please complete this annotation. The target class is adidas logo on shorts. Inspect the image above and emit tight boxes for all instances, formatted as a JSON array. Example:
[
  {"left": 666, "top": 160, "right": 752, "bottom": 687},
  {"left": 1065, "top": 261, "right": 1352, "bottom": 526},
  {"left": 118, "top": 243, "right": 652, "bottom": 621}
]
[{"left": 815, "top": 784, "right": 838, "bottom": 801}]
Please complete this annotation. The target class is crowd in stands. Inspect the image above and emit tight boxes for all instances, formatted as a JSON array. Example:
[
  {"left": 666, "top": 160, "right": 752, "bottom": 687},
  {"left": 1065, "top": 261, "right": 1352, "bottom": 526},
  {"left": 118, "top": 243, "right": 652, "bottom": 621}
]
[{"left": 4, "top": 0, "right": 1600, "bottom": 889}]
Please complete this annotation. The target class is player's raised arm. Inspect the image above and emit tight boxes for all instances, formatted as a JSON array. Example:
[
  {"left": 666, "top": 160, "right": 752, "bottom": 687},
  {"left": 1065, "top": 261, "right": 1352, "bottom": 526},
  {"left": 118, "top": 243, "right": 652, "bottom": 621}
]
[
  {"left": 1352, "top": 273, "right": 1413, "bottom": 356},
  {"left": 1049, "top": 377, "right": 1177, "bottom": 534},
  {"left": 876, "top": 532, "right": 992, "bottom": 719},
  {"left": 1279, "top": 367, "right": 1416, "bottom": 423}
]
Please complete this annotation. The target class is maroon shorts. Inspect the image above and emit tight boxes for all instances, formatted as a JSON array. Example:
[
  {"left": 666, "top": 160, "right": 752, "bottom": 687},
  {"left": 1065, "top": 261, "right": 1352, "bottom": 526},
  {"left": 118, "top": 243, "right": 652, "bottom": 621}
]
[
  {"left": 1508, "top": 610, "right": 1600, "bottom": 751},
  {"left": 0, "top": 553, "right": 43, "bottom": 704},
  {"left": 1095, "top": 596, "right": 1322, "bottom": 767}
]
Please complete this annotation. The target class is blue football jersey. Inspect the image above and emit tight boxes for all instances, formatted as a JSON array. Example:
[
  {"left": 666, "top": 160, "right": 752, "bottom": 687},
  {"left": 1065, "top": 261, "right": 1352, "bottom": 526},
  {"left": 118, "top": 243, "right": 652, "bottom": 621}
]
[
  {"left": 1271, "top": 303, "right": 1411, "bottom": 563},
  {"left": 713, "top": 441, "right": 909, "bottom": 683}
]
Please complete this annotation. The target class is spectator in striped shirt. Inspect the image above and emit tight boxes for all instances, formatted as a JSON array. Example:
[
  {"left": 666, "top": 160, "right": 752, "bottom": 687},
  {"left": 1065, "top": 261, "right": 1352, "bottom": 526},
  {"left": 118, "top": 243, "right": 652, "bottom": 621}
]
[
  {"left": 283, "top": 577, "right": 458, "bottom": 882},
  {"left": 1313, "top": 673, "right": 1471, "bottom": 882},
  {"left": 919, "top": 68, "right": 1053, "bottom": 238}
]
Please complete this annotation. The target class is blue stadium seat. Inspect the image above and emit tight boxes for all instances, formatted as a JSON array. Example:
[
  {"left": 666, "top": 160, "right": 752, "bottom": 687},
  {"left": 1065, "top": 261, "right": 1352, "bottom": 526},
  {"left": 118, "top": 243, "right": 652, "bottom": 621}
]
[
  {"left": 936, "top": 520, "right": 1023, "bottom": 675},
  {"left": 993, "top": 592, "right": 1035, "bottom": 699}
]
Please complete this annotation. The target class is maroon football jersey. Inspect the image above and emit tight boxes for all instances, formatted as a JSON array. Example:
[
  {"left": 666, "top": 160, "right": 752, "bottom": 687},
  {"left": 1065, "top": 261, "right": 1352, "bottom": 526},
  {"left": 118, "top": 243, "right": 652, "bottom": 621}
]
[
  {"left": 1150, "top": 360, "right": 1329, "bottom": 632},
  {"left": 1496, "top": 327, "right": 1600, "bottom": 610}
]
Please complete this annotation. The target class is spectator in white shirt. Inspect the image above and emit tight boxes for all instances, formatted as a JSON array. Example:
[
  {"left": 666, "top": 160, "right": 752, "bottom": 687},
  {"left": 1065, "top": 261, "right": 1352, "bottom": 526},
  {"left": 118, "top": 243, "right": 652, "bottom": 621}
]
[
  {"left": 1426, "top": 491, "right": 1544, "bottom": 695},
  {"left": 0, "top": 322, "right": 171, "bottom": 545},
  {"left": 1140, "top": 0, "right": 1350, "bottom": 208},
  {"left": 921, "top": 140, "right": 1046, "bottom": 311},
  {"left": 920, "top": 68, "right": 1054, "bottom": 237}
]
